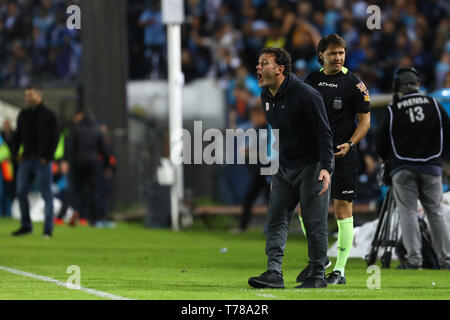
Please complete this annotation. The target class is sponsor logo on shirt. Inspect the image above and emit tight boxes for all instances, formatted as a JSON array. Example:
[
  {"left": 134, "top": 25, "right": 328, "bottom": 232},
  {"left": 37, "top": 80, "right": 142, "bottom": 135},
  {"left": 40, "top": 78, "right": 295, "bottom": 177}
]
[
  {"left": 342, "top": 190, "right": 355, "bottom": 194},
  {"left": 318, "top": 82, "right": 338, "bottom": 88}
]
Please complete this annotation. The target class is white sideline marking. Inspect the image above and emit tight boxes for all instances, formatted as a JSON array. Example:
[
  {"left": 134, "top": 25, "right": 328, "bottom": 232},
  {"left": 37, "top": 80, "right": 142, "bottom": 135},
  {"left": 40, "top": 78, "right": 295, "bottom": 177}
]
[
  {"left": 256, "top": 293, "right": 277, "bottom": 298},
  {"left": 0, "top": 265, "right": 134, "bottom": 300}
]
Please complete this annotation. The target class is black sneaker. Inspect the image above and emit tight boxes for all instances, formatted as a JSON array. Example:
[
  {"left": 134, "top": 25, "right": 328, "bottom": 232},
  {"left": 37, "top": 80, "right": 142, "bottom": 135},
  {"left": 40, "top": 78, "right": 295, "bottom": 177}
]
[
  {"left": 325, "top": 270, "right": 346, "bottom": 285},
  {"left": 295, "top": 278, "right": 327, "bottom": 289},
  {"left": 248, "top": 270, "right": 285, "bottom": 289},
  {"left": 396, "top": 263, "right": 421, "bottom": 270},
  {"left": 11, "top": 227, "right": 32, "bottom": 237},
  {"left": 296, "top": 259, "right": 331, "bottom": 283},
  {"left": 43, "top": 232, "right": 52, "bottom": 239}
]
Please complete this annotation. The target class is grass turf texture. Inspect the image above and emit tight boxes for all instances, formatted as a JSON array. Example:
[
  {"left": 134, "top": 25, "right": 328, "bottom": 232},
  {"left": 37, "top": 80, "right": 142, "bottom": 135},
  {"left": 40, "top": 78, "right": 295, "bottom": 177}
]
[{"left": 0, "top": 218, "right": 449, "bottom": 300}]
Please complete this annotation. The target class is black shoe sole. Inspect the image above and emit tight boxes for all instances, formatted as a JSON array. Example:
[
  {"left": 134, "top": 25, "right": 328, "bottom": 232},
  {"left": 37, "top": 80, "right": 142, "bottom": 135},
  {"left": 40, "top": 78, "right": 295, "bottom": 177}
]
[
  {"left": 248, "top": 279, "right": 285, "bottom": 289},
  {"left": 294, "top": 282, "right": 327, "bottom": 289}
]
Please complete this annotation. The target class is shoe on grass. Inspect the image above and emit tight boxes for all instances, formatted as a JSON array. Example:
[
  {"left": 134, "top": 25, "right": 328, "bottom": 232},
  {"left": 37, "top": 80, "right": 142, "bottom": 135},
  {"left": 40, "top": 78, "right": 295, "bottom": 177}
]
[
  {"left": 296, "top": 259, "right": 331, "bottom": 283},
  {"left": 325, "top": 270, "right": 346, "bottom": 285},
  {"left": 248, "top": 270, "right": 285, "bottom": 289},
  {"left": 11, "top": 227, "right": 32, "bottom": 237},
  {"left": 43, "top": 232, "right": 52, "bottom": 239},
  {"left": 396, "top": 262, "right": 422, "bottom": 270}
]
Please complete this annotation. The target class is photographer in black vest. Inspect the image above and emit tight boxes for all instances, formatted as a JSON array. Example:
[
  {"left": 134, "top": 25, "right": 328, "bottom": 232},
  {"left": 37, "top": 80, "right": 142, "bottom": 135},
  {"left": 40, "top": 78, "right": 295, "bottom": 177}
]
[{"left": 376, "top": 67, "right": 450, "bottom": 270}]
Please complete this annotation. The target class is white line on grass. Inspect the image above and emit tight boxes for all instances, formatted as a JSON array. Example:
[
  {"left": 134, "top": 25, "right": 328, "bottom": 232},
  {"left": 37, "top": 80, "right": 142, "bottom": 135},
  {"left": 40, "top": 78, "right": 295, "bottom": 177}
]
[
  {"left": 0, "top": 265, "right": 134, "bottom": 300},
  {"left": 256, "top": 293, "right": 277, "bottom": 298}
]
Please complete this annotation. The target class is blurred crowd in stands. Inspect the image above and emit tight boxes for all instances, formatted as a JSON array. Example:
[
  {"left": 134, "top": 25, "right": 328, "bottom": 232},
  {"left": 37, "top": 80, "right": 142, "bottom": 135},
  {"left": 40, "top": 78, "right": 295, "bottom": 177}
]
[
  {"left": 129, "top": 0, "right": 450, "bottom": 94},
  {"left": 1, "top": 0, "right": 448, "bottom": 92},
  {"left": 0, "top": 0, "right": 81, "bottom": 88}
]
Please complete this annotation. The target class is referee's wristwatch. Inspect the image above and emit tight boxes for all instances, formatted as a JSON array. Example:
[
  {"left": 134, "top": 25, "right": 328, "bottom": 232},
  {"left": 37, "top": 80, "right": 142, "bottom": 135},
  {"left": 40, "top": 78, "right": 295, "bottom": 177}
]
[{"left": 347, "top": 141, "right": 355, "bottom": 150}]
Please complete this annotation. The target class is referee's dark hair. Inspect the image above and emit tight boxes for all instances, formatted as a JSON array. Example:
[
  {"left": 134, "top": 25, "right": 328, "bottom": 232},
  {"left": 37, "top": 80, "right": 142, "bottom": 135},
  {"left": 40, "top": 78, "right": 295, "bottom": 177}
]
[
  {"left": 317, "top": 33, "right": 347, "bottom": 66},
  {"left": 260, "top": 47, "right": 292, "bottom": 76}
]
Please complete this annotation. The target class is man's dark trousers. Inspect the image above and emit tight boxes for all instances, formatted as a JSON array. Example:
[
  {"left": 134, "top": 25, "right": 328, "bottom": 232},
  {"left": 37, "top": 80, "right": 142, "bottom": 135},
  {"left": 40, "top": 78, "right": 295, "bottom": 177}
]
[
  {"left": 16, "top": 159, "right": 54, "bottom": 234},
  {"left": 73, "top": 162, "right": 99, "bottom": 224},
  {"left": 266, "top": 162, "right": 330, "bottom": 279}
]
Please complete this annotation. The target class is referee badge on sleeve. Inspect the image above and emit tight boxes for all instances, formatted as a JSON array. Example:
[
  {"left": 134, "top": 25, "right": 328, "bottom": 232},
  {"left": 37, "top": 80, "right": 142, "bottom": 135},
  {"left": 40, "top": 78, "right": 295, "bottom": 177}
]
[
  {"left": 356, "top": 82, "right": 370, "bottom": 102},
  {"left": 333, "top": 97, "right": 343, "bottom": 110}
]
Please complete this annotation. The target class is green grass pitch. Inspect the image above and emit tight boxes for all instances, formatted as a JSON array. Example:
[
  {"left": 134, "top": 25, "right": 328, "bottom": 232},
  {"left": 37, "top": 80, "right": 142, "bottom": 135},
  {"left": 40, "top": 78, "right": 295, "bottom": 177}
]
[{"left": 0, "top": 218, "right": 449, "bottom": 300}]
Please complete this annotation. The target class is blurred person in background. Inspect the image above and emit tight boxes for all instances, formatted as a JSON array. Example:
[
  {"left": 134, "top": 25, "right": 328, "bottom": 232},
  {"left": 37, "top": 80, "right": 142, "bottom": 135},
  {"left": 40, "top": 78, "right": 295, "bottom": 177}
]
[
  {"left": 1, "top": 119, "right": 16, "bottom": 210},
  {"left": 234, "top": 105, "right": 270, "bottom": 233},
  {"left": 3, "top": 1, "right": 25, "bottom": 41},
  {"left": 376, "top": 67, "right": 450, "bottom": 270},
  {"left": 229, "top": 83, "right": 256, "bottom": 129},
  {"left": 95, "top": 122, "right": 116, "bottom": 228},
  {"left": 285, "top": 16, "right": 321, "bottom": 64},
  {"left": 52, "top": 159, "right": 70, "bottom": 225},
  {"left": 138, "top": 0, "right": 166, "bottom": 79},
  {"left": 11, "top": 85, "right": 59, "bottom": 238},
  {"left": 297, "top": 34, "right": 371, "bottom": 285},
  {"left": 0, "top": 134, "right": 13, "bottom": 217},
  {"left": 53, "top": 126, "right": 71, "bottom": 226},
  {"left": 293, "top": 58, "right": 308, "bottom": 80},
  {"left": 181, "top": 48, "right": 199, "bottom": 83},
  {"left": 219, "top": 83, "right": 255, "bottom": 205},
  {"left": 68, "top": 109, "right": 111, "bottom": 227},
  {"left": 1, "top": 119, "right": 14, "bottom": 147},
  {"left": 240, "top": 4, "right": 270, "bottom": 73},
  {"left": 2, "top": 39, "right": 31, "bottom": 87},
  {"left": 445, "top": 71, "right": 450, "bottom": 88},
  {"left": 225, "top": 65, "right": 261, "bottom": 117}
]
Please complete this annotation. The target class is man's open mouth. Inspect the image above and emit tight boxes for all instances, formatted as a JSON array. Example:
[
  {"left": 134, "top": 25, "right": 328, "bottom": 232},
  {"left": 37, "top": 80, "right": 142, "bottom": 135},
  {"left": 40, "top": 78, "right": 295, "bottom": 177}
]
[{"left": 257, "top": 73, "right": 263, "bottom": 81}]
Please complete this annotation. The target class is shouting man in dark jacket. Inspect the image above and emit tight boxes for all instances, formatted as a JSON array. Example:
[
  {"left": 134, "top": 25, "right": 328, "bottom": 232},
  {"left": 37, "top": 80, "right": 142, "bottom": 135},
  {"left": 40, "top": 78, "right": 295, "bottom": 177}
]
[
  {"left": 11, "top": 85, "right": 59, "bottom": 238},
  {"left": 248, "top": 47, "right": 334, "bottom": 289}
]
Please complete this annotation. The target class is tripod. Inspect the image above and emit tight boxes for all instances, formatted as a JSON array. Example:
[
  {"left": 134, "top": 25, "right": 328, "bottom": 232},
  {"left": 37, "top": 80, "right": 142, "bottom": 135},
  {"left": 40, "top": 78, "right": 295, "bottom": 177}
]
[{"left": 365, "top": 187, "right": 400, "bottom": 268}]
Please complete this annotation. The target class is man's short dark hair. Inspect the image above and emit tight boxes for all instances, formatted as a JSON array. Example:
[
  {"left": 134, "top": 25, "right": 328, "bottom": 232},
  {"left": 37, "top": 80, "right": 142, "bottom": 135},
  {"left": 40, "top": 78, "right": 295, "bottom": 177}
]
[
  {"left": 26, "top": 84, "right": 43, "bottom": 92},
  {"left": 260, "top": 47, "right": 292, "bottom": 76},
  {"left": 317, "top": 34, "right": 347, "bottom": 66}
]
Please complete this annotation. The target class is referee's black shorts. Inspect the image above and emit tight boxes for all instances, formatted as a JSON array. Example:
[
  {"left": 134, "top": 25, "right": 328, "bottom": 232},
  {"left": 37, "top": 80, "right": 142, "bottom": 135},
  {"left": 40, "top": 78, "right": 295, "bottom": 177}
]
[{"left": 331, "top": 158, "right": 358, "bottom": 202}]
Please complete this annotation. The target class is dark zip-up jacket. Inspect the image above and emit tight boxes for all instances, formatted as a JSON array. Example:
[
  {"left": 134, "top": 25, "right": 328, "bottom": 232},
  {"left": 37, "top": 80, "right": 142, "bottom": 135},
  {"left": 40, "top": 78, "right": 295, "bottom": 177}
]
[
  {"left": 262, "top": 73, "right": 334, "bottom": 173},
  {"left": 68, "top": 114, "right": 110, "bottom": 167},
  {"left": 13, "top": 102, "right": 59, "bottom": 162}
]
